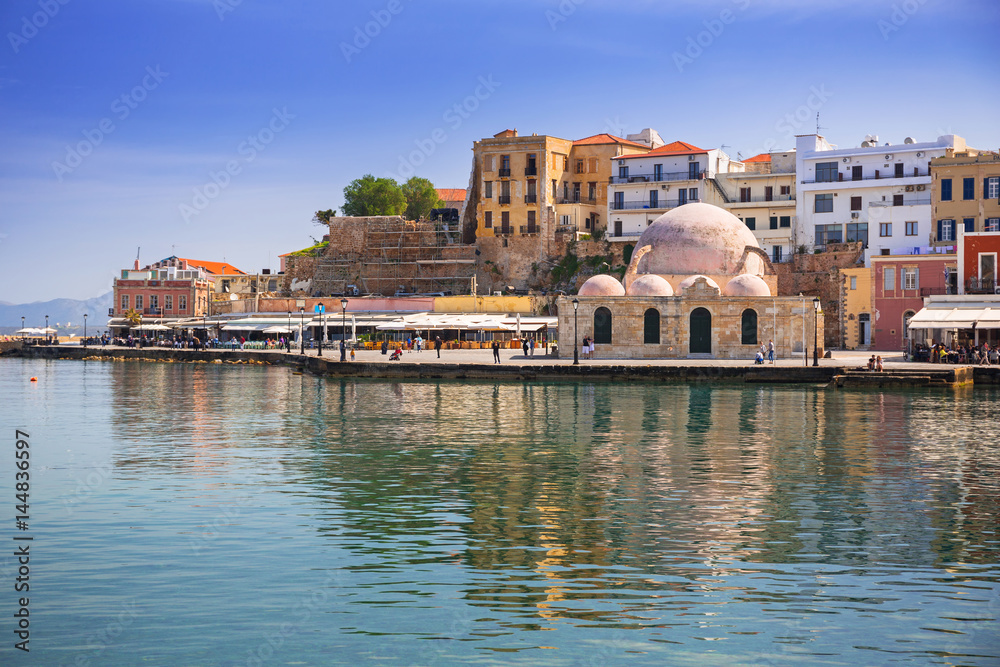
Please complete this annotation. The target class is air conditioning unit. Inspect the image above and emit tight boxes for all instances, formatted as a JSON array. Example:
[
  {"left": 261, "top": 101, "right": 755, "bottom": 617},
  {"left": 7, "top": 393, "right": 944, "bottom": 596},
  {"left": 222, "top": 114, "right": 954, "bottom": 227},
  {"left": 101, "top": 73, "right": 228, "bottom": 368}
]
[
  {"left": 885, "top": 154, "right": 893, "bottom": 160},
  {"left": 916, "top": 184, "right": 925, "bottom": 191},
  {"left": 618, "top": 160, "right": 625, "bottom": 165},
  {"left": 842, "top": 157, "right": 850, "bottom": 163},
  {"left": 661, "top": 185, "right": 668, "bottom": 190},
  {"left": 688, "top": 155, "right": 696, "bottom": 161},
  {"left": 916, "top": 152, "right": 924, "bottom": 158},
  {"left": 905, "top": 185, "right": 914, "bottom": 192},
  {"left": 851, "top": 212, "right": 860, "bottom": 219}
]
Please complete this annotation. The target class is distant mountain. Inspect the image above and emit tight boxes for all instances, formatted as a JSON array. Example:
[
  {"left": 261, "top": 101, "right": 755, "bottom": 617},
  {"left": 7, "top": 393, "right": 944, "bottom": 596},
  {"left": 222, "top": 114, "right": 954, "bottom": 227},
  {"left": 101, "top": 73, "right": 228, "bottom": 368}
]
[{"left": 1, "top": 292, "right": 114, "bottom": 332}]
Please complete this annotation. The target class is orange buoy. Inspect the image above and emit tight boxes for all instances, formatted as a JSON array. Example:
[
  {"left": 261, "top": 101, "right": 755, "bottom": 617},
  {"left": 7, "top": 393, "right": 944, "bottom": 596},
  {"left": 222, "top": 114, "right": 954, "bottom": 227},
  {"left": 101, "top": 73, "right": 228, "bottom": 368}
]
[{"left": 30, "top": 377, "right": 38, "bottom": 382}]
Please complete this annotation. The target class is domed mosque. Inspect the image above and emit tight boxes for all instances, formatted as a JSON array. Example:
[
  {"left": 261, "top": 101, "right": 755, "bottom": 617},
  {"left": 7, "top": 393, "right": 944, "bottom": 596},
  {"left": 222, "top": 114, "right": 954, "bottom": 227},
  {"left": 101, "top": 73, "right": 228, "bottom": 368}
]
[{"left": 562, "top": 203, "right": 822, "bottom": 360}]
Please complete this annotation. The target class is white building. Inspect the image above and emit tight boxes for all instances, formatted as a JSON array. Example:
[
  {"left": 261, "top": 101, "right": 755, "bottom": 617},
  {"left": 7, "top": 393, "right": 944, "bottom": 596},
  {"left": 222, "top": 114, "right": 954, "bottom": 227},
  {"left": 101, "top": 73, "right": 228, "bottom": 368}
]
[
  {"left": 606, "top": 141, "right": 742, "bottom": 242},
  {"left": 795, "top": 133, "right": 966, "bottom": 263}
]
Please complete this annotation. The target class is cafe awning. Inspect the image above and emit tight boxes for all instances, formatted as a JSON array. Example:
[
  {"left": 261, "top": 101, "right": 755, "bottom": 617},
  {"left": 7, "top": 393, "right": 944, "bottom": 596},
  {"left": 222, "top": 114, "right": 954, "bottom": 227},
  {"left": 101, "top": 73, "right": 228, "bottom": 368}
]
[{"left": 908, "top": 306, "right": 1000, "bottom": 330}]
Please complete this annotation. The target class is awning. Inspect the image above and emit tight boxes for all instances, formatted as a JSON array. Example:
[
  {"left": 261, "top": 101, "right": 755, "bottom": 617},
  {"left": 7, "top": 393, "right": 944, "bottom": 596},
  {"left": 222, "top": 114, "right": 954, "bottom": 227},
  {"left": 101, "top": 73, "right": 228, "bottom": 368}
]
[
  {"left": 221, "top": 323, "right": 263, "bottom": 331},
  {"left": 908, "top": 307, "right": 1000, "bottom": 330}
]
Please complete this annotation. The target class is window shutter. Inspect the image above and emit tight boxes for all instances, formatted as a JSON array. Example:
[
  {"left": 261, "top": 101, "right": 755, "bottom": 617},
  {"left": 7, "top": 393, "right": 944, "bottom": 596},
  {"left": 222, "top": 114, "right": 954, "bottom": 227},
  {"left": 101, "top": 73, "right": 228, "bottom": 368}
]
[
  {"left": 936, "top": 220, "right": 943, "bottom": 242},
  {"left": 986, "top": 178, "right": 990, "bottom": 200},
  {"left": 914, "top": 267, "right": 919, "bottom": 289},
  {"left": 965, "top": 218, "right": 975, "bottom": 233}
]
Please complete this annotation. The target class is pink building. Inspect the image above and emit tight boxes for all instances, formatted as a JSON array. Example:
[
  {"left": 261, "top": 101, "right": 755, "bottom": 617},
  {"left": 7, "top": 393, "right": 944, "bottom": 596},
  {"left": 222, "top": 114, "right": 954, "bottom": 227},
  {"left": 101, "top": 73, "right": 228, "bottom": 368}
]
[
  {"left": 110, "top": 257, "right": 219, "bottom": 334},
  {"left": 871, "top": 252, "right": 956, "bottom": 351},
  {"left": 958, "top": 229, "right": 1000, "bottom": 295}
]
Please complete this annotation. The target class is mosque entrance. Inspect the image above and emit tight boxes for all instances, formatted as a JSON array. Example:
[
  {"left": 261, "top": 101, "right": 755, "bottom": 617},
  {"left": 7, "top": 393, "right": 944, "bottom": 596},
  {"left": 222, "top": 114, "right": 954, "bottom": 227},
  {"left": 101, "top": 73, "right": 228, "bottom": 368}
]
[{"left": 689, "top": 308, "right": 712, "bottom": 354}]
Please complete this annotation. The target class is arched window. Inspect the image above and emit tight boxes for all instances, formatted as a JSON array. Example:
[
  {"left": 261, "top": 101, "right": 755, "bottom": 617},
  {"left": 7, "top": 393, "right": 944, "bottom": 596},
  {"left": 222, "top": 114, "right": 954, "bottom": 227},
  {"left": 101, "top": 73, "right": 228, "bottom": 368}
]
[
  {"left": 902, "top": 310, "right": 915, "bottom": 340},
  {"left": 644, "top": 308, "right": 660, "bottom": 344},
  {"left": 594, "top": 307, "right": 612, "bottom": 344},
  {"left": 690, "top": 308, "right": 712, "bottom": 354},
  {"left": 741, "top": 309, "right": 758, "bottom": 345}
]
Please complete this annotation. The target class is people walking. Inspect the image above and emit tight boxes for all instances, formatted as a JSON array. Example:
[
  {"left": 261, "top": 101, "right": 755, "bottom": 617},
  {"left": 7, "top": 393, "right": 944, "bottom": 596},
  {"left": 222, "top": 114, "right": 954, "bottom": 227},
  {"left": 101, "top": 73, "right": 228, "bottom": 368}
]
[
  {"left": 434, "top": 336, "right": 442, "bottom": 358},
  {"left": 767, "top": 339, "right": 775, "bottom": 364},
  {"left": 492, "top": 339, "right": 501, "bottom": 364}
]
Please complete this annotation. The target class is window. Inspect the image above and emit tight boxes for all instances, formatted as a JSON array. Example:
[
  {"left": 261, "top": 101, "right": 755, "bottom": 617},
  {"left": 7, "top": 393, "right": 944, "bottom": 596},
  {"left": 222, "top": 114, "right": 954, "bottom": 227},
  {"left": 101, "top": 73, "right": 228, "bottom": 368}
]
[
  {"left": 526, "top": 154, "right": 536, "bottom": 173},
  {"left": 852, "top": 165, "right": 863, "bottom": 181},
  {"left": 575, "top": 160, "right": 585, "bottom": 174},
  {"left": 740, "top": 187, "right": 751, "bottom": 202},
  {"left": 815, "top": 193, "right": 833, "bottom": 213},
  {"left": 500, "top": 180, "right": 510, "bottom": 199},
  {"left": 884, "top": 267, "right": 895, "bottom": 291},
  {"left": 501, "top": 211, "right": 510, "bottom": 234},
  {"left": 649, "top": 190, "right": 658, "bottom": 208},
  {"left": 986, "top": 218, "right": 1000, "bottom": 232},
  {"left": 769, "top": 216, "right": 778, "bottom": 230},
  {"left": 653, "top": 164, "right": 663, "bottom": 181},
  {"left": 643, "top": 309, "right": 660, "bottom": 344},
  {"left": 135, "top": 295, "right": 143, "bottom": 310},
  {"left": 526, "top": 179, "right": 536, "bottom": 200},
  {"left": 903, "top": 267, "right": 918, "bottom": 290},
  {"left": 588, "top": 182, "right": 596, "bottom": 201},
  {"left": 678, "top": 189, "right": 687, "bottom": 206},
  {"left": 501, "top": 155, "right": 509, "bottom": 170},
  {"left": 165, "top": 295, "right": 173, "bottom": 311},
  {"left": 588, "top": 158, "right": 598, "bottom": 172},
  {"left": 988, "top": 177, "right": 999, "bottom": 199},
  {"left": 964, "top": 218, "right": 975, "bottom": 233},
  {"left": 689, "top": 188, "right": 698, "bottom": 201},
  {"left": 815, "top": 223, "right": 842, "bottom": 248},
  {"left": 552, "top": 180, "right": 557, "bottom": 198},
  {"left": 941, "top": 178, "right": 952, "bottom": 201},
  {"left": 765, "top": 186, "right": 773, "bottom": 201},
  {"left": 964, "top": 177, "right": 975, "bottom": 200},
  {"left": 895, "top": 163, "right": 904, "bottom": 178},
  {"left": 486, "top": 156, "right": 495, "bottom": 171},
  {"left": 850, "top": 276, "right": 857, "bottom": 290},
  {"left": 149, "top": 295, "right": 158, "bottom": 310},
  {"left": 572, "top": 182, "right": 581, "bottom": 202},
  {"left": 613, "top": 191, "right": 624, "bottom": 209},
  {"left": 815, "top": 162, "right": 838, "bottom": 182},
  {"left": 527, "top": 210, "right": 536, "bottom": 234},
  {"left": 744, "top": 217, "right": 756, "bottom": 230},
  {"left": 851, "top": 196, "right": 862, "bottom": 211},
  {"left": 741, "top": 309, "right": 758, "bottom": 345},
  {"left": 779, "top": 216, "right": 791, "bottom": 228},
  {"left": 563, "top": 156, "right": 568, "bottom": 170},
  {"left": 594, "top": 307, "right": 612, "bottom": 344},
  {"left": 618, "top": 165, "right": 628, "bottom": 180},
  {"left": 847, "top": 222, "right": 868, "bottom": 248},
  {"left": 772, "top": 245, "right": 782, "bottom": 263},
  {"left": 780, "top": 185, "right": 790, "bottom": 196},
  {"left": 880, "top": 223, "right": 892, "bottom": 237},
  {"left": 906, "top": 220, "right": 918, "bottom": 236},
  {"left": 893, "top": 194, "right": 904, "bottom": 207},
  {"left": 982, "top": 253, "right": 997, "bottom": 283},
  {"left": 484, "top": 211, "right": 492, "bottom": 228},
  {"left": 121, "top": 294, "right": 129, "bottom": 311},
  {"left": 484, "top": 181, "right": 492, "bottom": 198},
  {"left": 179, "top": 295, "right": 187, "bottom": 311},
  {"left": 937, "top": 219, "right": 955, "bottom": 242}
]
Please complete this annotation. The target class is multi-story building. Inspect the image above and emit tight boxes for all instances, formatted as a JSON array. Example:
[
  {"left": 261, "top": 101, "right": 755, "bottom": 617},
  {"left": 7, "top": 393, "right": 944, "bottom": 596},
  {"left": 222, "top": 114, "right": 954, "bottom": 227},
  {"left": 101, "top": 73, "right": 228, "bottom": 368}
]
[
  {"left": 930, "top": 150, "right": 1000, "bottom": 248},
  {"left": 606, "top": 141, "right": 741, "bottom": 242},
  {"left": 717, "top": 150, "right": 797, "bottom": 264},
  {"left": 840, "top": 266, "right": 873, "bottom": 349},
  {"left": 957, "top": 228, "right": 1000, "bottom": 295},
  {"left": 111, "top": 257, "right": 215, "bottom": 333},
  {"left": 870, "top": 252, "right": 956, "bottom": 351},
  {"left": 795, "top": 133, "right": 966, "bottom": 263}
]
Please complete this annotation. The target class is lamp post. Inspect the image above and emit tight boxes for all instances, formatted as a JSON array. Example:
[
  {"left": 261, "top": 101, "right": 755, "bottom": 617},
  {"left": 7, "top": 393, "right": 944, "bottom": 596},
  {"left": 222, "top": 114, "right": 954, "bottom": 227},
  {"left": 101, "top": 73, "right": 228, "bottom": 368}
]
[
  {"left": 317, "top": 302, "right": 324, "bottom": 357},
  {"left": 83, "top": 313, "right": 88, "bottom": 347},
  {"left": 572, "top": 298, "right": 580, "bottom": 365},
  {"left": 813, "top": 298, "right": 820, "bottom": 367},
  {"left": 299, "top": 307, "right": 305, "bottom": 355},
  {"left": 340, "top": 298, "right": 348, "bottom": 362},
  {"left": 45, "top": 314, "right": 49, "bottom": 343},
  {"left": 21, "top": 316, "right": 24, "bottom": 342},
  {"left": 287, "top": 311, "right": 291, "bottom": 353}
]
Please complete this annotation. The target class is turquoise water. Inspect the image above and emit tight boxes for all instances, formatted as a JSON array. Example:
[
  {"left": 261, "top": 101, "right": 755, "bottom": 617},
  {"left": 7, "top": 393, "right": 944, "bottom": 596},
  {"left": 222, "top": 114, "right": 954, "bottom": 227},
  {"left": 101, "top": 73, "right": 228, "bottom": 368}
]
[{"left": 1, "top": 358, "right": 998, "bottom": 666}]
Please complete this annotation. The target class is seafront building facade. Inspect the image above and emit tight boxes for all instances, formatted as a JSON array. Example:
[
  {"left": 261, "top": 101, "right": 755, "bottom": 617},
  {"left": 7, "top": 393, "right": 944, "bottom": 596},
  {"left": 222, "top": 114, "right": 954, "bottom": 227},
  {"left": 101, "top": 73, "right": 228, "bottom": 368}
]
[
  {"left": 717, "top": 151, "right": 797, "bottom": 264},
  {"left": 870, "top": 252, "right": 956, "bottom": 351},
  {"left": 930, "top": 150, "right": 1000, "bottom": 249}
]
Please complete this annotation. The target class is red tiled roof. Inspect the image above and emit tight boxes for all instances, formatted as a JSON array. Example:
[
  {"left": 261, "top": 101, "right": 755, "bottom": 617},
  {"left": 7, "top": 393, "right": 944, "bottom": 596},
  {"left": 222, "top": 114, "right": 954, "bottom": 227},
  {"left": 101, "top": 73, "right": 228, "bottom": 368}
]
[
  {"left": 177, "top": 258, "right": 247, "bottom": 275},
  {"left": 744, "top": 153, "right": 772, "bottom": 163},
  {"left": 618, "top": 140, "right": 708, "bottom": 159},
  {"left": 436, "top": 188, "right": 467, "bottom": 202},
  {"left": 572, "top": 133, "right": 649, "bottom": 149}
]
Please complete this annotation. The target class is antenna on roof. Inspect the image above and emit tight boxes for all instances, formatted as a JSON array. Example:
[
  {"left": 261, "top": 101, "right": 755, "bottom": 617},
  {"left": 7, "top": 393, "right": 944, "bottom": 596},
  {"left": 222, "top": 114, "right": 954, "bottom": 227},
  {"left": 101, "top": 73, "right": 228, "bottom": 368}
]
[{"left": 816, "top": 112, "right": 828, "bottom": 135}]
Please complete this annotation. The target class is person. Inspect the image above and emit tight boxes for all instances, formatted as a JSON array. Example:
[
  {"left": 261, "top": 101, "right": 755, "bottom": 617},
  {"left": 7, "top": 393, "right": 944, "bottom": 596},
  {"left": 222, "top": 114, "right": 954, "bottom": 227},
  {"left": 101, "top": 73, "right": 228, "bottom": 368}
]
[
  {"left": 434, "top": 336, "right": 442, "bottom": 358},
  {"left": 406, "top": 336, "right": 412, "bottom": 350},
  {"left": 760, "top": 342, "right": 767, "bottom": 361},
  {"left": 522, "top": 337, "right": 530, "bottom": 357},
  {"left": 492, "top": 339, "right": 501, "bottom": 364},
  {"left": 767, "top": 339, "right": 775, "bottom": 364},
  {"left": 285, "top": 336, "right": 291, "bottom": 353},
  {"left": 875, "top": 355, "right": 884, "bottom": 372},
  {"left": 754, "top": 349, "right": 764, "bottom": 364},
  {"left": 239, "top": 336, "right": 245, "bottom": 351},
  {"left": 350, "top": 346, "right": 356, "bottom": 362},
  {"left": 529, "top": 338, "right": 535, "bottom": 357},
  {"left": 582, "top": 335, "right": 590, "bottom": 360},
  {"left": 415, "top": 335, "right": 423, "bottom": 352},
  {"left": 381, "top": 339, "right": 388, "bottom": 355},
  {"left": 868, "top": 355, "right": 876, "bottom": 371}
]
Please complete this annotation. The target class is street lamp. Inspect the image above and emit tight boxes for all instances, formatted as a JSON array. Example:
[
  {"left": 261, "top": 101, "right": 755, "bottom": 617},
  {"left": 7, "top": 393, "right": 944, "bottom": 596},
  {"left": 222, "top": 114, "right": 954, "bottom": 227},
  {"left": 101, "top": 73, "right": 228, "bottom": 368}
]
[
  {"left": 21, "top": 316, "right": 24, "bottom": 342},
  {"left": 299, "top": 307, "right": 305, "bottom": 355},
  {"left": 572, "top": 298, "right": 580, "bottom": 365},
  {"left": 83, "top": 313, "right": 88, "bottom": 347},
  {"left": 45, "top": 314, "right": 49, "bottom": 344},
  {"left": 287, "top": 311, "right": 291, "bottom": 353},
  {"left": 340, "top": 297, "right": 348, "bottom": 362},
  {"left": 317, "top": 302, "right": 324, "bottom": 357},
  {"left": 813, "top": 298, "right": 821, "bottom": 367}
]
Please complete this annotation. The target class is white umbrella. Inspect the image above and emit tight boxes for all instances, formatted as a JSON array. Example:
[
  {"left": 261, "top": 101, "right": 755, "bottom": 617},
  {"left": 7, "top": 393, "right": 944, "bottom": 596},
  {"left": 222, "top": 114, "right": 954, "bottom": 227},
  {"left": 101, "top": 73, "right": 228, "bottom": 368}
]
[
  {"left": 516, "top": 313, "right": 521, "bottom": 338},
  {"left": 15, "top": 328, "right": 42, "bottom": 335},
  {"left": 132, "top": 323, "right": 170, "bottom": 331},
  {"left": 262, "top": 326, "right": 291, "bottom": 334},
  {"left": 40, "top": 327, "right": 58, "bottom": 334}
]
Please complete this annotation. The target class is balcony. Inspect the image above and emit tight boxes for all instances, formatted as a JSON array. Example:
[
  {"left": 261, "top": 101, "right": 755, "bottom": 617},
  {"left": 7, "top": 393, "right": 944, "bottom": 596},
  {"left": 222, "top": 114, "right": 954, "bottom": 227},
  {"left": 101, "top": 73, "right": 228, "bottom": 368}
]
[
  {"left": 519, "top": 225, "right": 538, "bottom": 236},
  {"left": 142, "top": 307, "right": 163, "bottom": 316},
  {"left": 609, "top": 170, "right": 704, "bottom": 185},
  {"left": 498, "top": 168, "right": 511, "bottom": 178},
  {"left": 920, "top": 286, "right": 958, "bottom": 297},
  {"left": 730, "top": 194, "right": 795, "bottom": 204},
  {"left": 498, "top": 195, "right": 511, "bottom": 205},
  {"left": 607, "top": 230, "right": 644, "bottom": 241},
  {"left": 611, "top": 197, "right": 698, "bottom": 211},
  {"left": 558, "top": 194, "right": 597, "bottom": 205},
  {"left": 524, "top": 166, "right": 537, "bottom": 176},
  {"left": 524, "top": 194, "right": 537, "bottom": 204},
  {"left": 801, "top": 169, "right": 928, "bottom": 184},
  {"left": 966, "top": 277, "right": 998, "bottom": 294},
  {"left": 868, "top": 198, "right": 931, "bottom": 207}
]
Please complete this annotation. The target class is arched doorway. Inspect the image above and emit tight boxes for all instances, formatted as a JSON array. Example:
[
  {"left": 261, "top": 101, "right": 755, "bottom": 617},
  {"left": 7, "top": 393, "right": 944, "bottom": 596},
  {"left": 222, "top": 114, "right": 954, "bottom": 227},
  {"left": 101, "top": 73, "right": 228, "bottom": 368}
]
[
  {"left": 690, "top": 308, "right": 712, "bottom": 354},
  {"left": 594, "top": 307, "right": 612, "bottom": 344},
  {"left": 741, "top": 309, "right": 758, "bottom": 345},
  {"left": 644, "top": 308, "right": 660, "bottom": 344}
]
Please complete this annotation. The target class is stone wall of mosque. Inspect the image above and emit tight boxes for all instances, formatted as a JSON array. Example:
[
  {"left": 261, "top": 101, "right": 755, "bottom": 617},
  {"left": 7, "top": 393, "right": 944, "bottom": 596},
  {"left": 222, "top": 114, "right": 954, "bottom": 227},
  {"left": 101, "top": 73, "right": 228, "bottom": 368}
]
[{"left": 557, "top": 289, "right": 824, "bottom": 361}]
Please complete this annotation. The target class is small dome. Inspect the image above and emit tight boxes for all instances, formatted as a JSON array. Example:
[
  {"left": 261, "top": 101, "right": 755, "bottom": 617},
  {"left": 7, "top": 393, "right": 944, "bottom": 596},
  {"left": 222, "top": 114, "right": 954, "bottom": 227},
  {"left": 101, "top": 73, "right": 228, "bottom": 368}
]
[
  {"left": 626, "top": 274, "right": 674, "bottom": 297},
  {"left": 722, "top": 274, "right": 771, "bottom": 297},
  {"left": 578, "top": 274, "right": 625, "bottom": 297},
  {"left": 678, "top": 275, "right": 720, "bottom": 294}
]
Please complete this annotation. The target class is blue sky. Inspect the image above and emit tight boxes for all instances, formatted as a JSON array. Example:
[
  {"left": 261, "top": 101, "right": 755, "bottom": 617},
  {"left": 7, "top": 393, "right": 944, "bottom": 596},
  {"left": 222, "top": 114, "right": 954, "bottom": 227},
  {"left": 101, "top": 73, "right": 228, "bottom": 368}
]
[{"left": 1, "top": 0, "right": 998, "bottom": 303}]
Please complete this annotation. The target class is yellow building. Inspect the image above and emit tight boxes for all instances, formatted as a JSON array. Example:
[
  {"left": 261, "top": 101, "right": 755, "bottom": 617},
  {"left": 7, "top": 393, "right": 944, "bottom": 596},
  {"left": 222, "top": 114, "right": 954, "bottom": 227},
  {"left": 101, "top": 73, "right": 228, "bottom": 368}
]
[
  {"left": 840, "top": 266, "right": 873, "bottom": 349},
  {"left": 930, "top": 149, "right": 1000, "bottom": 247}
]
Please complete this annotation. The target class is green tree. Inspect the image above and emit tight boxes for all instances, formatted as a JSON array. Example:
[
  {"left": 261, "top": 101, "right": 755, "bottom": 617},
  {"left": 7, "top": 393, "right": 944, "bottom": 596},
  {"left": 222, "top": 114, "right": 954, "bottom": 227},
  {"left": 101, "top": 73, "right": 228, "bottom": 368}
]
[
  {"left": 402, "top": 177, "right": 444, "bottom": 221},
  {"left": 312, "top": 209, "right": 336, "bottom": 226},
  {"left": 341, "top": 175, "right": 406, "bottom": 217}
]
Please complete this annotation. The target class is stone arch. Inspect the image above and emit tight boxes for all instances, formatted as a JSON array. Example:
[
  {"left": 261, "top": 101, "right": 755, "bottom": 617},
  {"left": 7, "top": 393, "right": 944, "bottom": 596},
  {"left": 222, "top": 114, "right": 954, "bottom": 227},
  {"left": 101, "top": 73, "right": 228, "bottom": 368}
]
[
  {"left": 643, "top": 308, "right": 660, "bottom": 344},
  {"left": 594, "top": 307, "right": 612, "bottom": 344},
  {"left": 741, "top": 309, "right": 758, "bottom": 345}
]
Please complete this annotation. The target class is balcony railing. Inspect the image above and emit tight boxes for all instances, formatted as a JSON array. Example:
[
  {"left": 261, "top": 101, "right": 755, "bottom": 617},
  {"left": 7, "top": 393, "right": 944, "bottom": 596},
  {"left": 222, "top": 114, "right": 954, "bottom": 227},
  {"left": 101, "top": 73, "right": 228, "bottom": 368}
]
[
  {"left": 498, "top": 168, "right": 511, "bottom": 178},
  {"left": 920, "top": 286, "right": 959, "bottom": 297},
  {"left": 558, "top": 195, "right": 597, "bottom": 205},
  {"left": 966, "top": 277, "right": 997, "bottom": 294},
  {"left": 524, "top": 194, "right": 537, "bottom": 204},
  {"left": 801, "top": 169, "right": 928, "bottom": 184},
  {"left": 524, "top": 166, "right": 537, "bottom": 176},
  {"left": 498, "top": 195, "right": 511, "bottom": 205},
  {"left": 519, "top": 225, "right": 538, "bottom": 235},
  {"left": 607, "top": 231, "right": 644, "bottom": 240},
  {"left": 731, "top": 194, "right": 795, "bottom": 204},
  {"left": 142, "top": 307, "right": 162, "bottom": 316},
  {"left": 609, "top": 170, "right": 704, "bottom": 185},
  {"left": 611, "top": 197, "right": 698, "bottom": 211},
  {"left": 869, "top": 198, "right": 931, "bottom": 207}
]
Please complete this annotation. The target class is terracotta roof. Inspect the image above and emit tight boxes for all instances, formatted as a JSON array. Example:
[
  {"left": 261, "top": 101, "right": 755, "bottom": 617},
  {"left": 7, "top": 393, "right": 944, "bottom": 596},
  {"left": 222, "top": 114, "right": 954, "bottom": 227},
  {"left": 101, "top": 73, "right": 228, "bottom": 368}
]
[
  {"left": 436, "top": 188, "right": 467, "bottom": 202},
  {"left": 744, "top": 153, "right": 772, "bottom": 163},
  {"left": 177, "top": 258, "right": 247, "bottom": 275},
  {"left": 618, "top": 140, "right": 708, "bottom": 159},
  {"left": 572, "top": 133, "right": 649, "bottom": 149}
]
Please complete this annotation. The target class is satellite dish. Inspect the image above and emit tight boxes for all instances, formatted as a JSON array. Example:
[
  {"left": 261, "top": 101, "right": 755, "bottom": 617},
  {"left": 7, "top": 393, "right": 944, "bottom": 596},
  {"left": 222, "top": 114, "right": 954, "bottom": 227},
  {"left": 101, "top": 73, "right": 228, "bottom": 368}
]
[
  {"left": 861, "top": 141, "right": 872, "bottom": 148},
  {"left": 904, "top": 137, "right": 916, "bottom": 144}
]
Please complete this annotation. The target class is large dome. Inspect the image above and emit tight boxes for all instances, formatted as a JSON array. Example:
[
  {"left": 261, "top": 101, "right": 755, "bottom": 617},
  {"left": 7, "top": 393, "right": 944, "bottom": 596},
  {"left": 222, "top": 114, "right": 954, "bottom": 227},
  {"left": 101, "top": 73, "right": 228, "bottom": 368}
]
[{"left": 635, "top": 202, "right": 763, "bottom": 276}]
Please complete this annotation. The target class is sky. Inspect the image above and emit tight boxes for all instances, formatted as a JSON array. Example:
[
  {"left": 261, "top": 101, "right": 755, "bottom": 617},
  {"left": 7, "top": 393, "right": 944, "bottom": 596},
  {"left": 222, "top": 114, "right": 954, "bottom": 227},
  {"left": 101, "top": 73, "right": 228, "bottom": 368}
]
[{"left": 1, "top": 0, "right": 998, "bottom": 304}]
